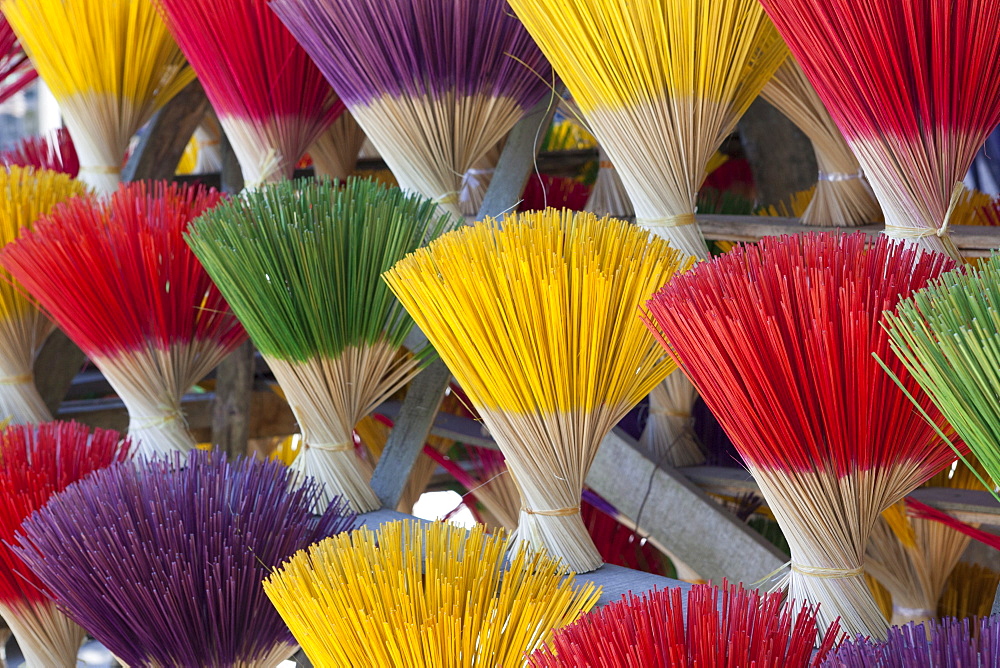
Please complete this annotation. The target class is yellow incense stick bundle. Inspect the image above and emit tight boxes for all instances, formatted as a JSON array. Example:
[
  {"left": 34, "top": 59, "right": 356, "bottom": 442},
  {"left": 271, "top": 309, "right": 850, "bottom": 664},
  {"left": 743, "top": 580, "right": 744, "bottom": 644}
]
[
  {"left": 384, "top": 210, "right": 690, "bottom": 571},
  {"left": 263, "top": 520, "right": 600, "bottom": 667},
  {"left": 507, "top": 0, "right": 788, "bottom": 260},
  {"left": 0, "top": 167, "right": 88, "bottom": 424},
  {"left": 2, "top": 0, "right": 194, "bottom": 195}
]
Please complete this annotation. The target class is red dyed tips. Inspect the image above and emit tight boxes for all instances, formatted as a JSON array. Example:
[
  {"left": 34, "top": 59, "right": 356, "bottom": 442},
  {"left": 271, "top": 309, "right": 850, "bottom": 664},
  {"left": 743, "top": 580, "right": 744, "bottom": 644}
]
[
  {"left": 0, "top": 422, "right": 129, "bottom": 605},
  {"left": 530, "top": 580, "right": 840, "bottom": 667},
  {"left": 0, "top": 181, "right": 245, "bottom": 359},
  {"left": 643, "top": 232, "right": 959, "bottom": 476}
]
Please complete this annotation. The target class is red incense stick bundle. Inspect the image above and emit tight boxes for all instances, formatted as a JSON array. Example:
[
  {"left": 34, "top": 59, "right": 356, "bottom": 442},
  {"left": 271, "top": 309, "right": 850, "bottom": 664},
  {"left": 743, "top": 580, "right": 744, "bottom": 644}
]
[
  {"left": 530, "top": 581, "right": 841, "bottom": 667},
  {"left": 156, "top": 0, "right": 344, "bottom": 187},
  {"left": 0, "top": 422, "right": 129, "bottom": 667},
  {"left": 0, "top": 128, "right": 79, "bottom": 178},
  {"left": 0, "top": 14, "right": 34, "bottom": 105},
  {"left": 757, "top": 0, "right": 1000, "bottom": 259},
  {"left": 643, "top": 233, "right": 960, "bottom": 638},
  {"left": 0, "top": 182, "right": 245, "bottom": 459}
]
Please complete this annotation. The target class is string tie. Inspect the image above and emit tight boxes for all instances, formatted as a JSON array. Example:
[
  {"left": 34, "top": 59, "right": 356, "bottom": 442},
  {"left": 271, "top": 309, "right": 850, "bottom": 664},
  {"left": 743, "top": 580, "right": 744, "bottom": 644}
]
[
  {"left": 790, "top": 563, "right": 863, "bottom": 579},
  {"left": 818, "top": 169, "right": 863, "bottom": 182},
  {"left": 649, "top": 408, "right": 691, "bottom": 418},
  {"left": 307, "top": 442, "right": 353, "bottom": 453},
  {"left": 599, "top": 160, "right": 614, "bottom": 169},
  {"left": 893, "top": 606, "right": 935, "bottom": 619},
  {"left": 637, "top": 213, "right": 696, "bottom": 229},
  {"left": 521, "top": 506, "right": 580, "bottom": 517},
  {"left": 882, "top": 182, "right": 965, "bottom": 242},
  {"left": 80, "top": 165, "right": 121, "bottom": 175},
  {"left": 131, "top": 411, "right": 182, "bottom": 431},
  {"left": 433, "top": 191, "right": 460, "bottom": 206},
  {"left": 0, "top": 373, "right": 31, "bottom": 385}
]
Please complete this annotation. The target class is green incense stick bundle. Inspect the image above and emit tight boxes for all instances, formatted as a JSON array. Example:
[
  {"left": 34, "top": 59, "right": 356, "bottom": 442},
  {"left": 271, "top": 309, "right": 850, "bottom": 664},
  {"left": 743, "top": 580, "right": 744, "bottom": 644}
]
[{"left": 186, "top": 178, "right": 454, "bottom": 511}]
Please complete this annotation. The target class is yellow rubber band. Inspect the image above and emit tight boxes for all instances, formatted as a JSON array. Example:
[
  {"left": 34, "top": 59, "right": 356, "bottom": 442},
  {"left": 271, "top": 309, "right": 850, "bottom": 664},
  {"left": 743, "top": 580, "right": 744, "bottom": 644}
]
[{"left": 433, "top": 191, "right": 460, "bottom": 206}]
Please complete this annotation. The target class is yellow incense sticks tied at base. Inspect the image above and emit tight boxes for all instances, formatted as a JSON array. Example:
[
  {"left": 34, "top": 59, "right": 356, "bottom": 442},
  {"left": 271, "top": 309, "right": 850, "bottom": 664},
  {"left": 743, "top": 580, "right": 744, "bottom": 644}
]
[
  {"left": 264, "top": 520, "right": 600, "bottom": 667},
  {"left": 384, "top": 210, "right": 690, "bottom": 572}
]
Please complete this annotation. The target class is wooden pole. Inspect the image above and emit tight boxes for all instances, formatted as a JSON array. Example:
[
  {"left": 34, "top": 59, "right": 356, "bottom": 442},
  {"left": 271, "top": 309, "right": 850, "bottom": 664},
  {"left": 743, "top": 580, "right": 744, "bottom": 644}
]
[{"left": 209, "top": 131, "right": 255, "bottom": 458}]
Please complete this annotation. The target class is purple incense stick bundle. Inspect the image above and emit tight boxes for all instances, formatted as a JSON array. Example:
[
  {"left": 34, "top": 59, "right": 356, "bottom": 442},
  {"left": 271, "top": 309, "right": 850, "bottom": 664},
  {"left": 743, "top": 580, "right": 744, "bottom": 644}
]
[
  {"left": 14, "top": 450, "right": 356, "bottom": 668},
  {"left": 269, "top": 0, "right": 553, "bottom": 219},
  {"left": 821, "top": 616, "right": 1000, "bottom": 667}
]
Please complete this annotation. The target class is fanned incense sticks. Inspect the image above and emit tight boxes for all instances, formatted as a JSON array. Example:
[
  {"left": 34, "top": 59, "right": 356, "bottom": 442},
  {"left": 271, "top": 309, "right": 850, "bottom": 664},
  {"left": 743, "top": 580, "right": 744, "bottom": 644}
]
[
  {"left": 1, "top": 129, "right": 79, "bottom": 178},
  {"left": 507, "top": 0, "right": 787, "bottom": 260},
  {"left": 157, "top": 0, "right": 344, "bottom": 187},
  {"left": 866, "top": 459, "right": 988, "bottom": 624},
  {"left": 264, "top": 519, "right": 600, "bottom": 666},
  {"left": 2, "top": 0, "right": 194, "bottom": 195},
  {"left": 0, "top": 182, "right": 245, "bottom": 458},
  {"left": 821, "top": 617, "right": 1000, "bottom": 667},
  {"left": 644, "top": 233, "right": 959, "bottom": 638},
  {"left": 761, "top": 57, "right": 880, "bottom": 227},
  {"left": 0, "top": 167, "right": 88, "bottom": 424},
  {"left": 270, "top": 0, "right": 553, "bottom": 219},
  {"left": 0, "top": 14, "right": 34, "bottom": 104},
  {"left": 0, "top": 422, "right": 128, "bottom": 668},
  {"left": 385, "top": 210, "right": 689, "bottom": 571},
  {"left": 757, "top": 0, "right": 1000, "bottom": 259},
  {"left": 15, "top": 450, "right": 356, "bottom": 668},
  {"left": 530, "top": 581, "right": 840, "bottom": 667},
  {"left": 882, "top": 255, "right": 1000, "bottom": 488},
  {"left": 308, "top": 112, "right": 366, "bottom": 181},
  {"left": 186, "top": 178, "right": 452, "bottom": 512},
  {"left": 584, "top": 149, "right": 634, "bottom": 220}
]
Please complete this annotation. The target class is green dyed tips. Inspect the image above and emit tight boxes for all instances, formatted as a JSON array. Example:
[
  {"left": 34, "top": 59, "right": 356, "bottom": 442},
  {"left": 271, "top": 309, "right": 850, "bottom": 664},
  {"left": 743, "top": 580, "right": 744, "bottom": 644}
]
[
  {"left": 185, "top": 177, "right": 454, "bottom": 362},
  {"left": 882, "top": 256, "right": 1000, "bottom": 494}
]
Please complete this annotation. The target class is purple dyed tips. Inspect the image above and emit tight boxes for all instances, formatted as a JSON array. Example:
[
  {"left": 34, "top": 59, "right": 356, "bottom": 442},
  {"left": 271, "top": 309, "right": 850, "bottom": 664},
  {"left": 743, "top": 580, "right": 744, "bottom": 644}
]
[
  {"left": 822, "top": 616, "right": 1000, "bottom": 667},
  {"left": 14, "top": 450, "right": 356, "bottom": 668},
  {"left": 269, "top": 0, "right": 553, "bottom": 108}
]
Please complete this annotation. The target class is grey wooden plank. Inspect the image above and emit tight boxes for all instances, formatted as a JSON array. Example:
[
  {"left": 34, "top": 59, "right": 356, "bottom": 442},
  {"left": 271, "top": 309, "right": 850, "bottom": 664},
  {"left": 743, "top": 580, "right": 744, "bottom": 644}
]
[
  {"left": 586, "top": 430, "right": 787, "bottom": 584},
  {"left": 369, "top": 94, "right": 562, "bottom": 509}
]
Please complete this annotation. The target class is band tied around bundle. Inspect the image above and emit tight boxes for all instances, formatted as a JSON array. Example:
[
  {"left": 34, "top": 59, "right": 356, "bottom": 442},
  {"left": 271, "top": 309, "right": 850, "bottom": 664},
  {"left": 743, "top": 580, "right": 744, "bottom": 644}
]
[
  {"left": 637, "top": 213, "right": 697, "bottom": 229},
  {"left": 80, "top": 165, "right": 121, "bottom": 175},
  {"left": 883, "top": 182, "right": 964, "bottom": 242},
  {"left": 893, "top": 606, "right": 935, "bottom": 619},
  {"left": 649, "top": 408, "right": 691, "bottom": 418},
  {"left": 131, "top": 411, "right": 183, "bottom": 431},
  {"left": 790, "top": 562, "right": 863, "bottom": 579},
  {"left": 818, "top": 170, "right": 863, "bottom": 182},
  {"left": 599, "top": 160, "right": 614, "bottom": 169},
  {"left": 0, "top": 373, "right": 32, "bottom": 385},
  {"left": 521, "top": 506, "right": 580, "bottom": 517},
  {"left": 433, "top": 191, "right": 460, "bottom": 206},
  {"left": 307, "top": 442, "right": 354, "bottom": 453}
]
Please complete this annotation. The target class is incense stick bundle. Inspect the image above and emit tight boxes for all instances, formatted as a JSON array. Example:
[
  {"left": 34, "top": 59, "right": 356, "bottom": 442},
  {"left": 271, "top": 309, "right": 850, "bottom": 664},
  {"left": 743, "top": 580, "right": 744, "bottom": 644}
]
[
  {"left": 0, "top": 422, "right": 128, "bottom": 668},
  {"left": 0, "top": 167, "right": 88, "bottom": 424},
  {"left": 821, "top": 617, "right": 1000, "bottom": 667},
  {"left": 530, "top": 581, "right": 840, "bottom": 667},
  {"left": 866, "top": 459, "right": 987, "bottom": 624},
  {"left": 0, "top": 14, "right": 34, "bottom": 104},
  {"left": 1, "top": 129, "right": 79, "bottom": 178},
  {"left": 882, "top": 255, "right": 1000, "bottom": 488},
  {"left": 308, "top": 112, "right": 366, "bottom": 181},
  {"left": 1, "top": 0, "right": 194, "bottom": 195},
  {"left": 761, "top": 56, "right": 880, "bottom": 227},
  {"left": 264, "top": 519, "right": 600, "bottom": 666},
  {"left": 757, "top": 0, "right": 1000, "bottom": 259},
  {"left": 15, "top": 450, "right": 356, "bottom": 668},
  {"left": 385, "top": 210, "right": 689, "bottom": 571},
  {"left": 584, "top": 149, "right": 634, "bottom": 220},
  {"left": 643, "top": 233, "right": 960, "bottom": 638},
  {"left": 157, "top": 0, "right": 344, "bottom": 187},
  {"left": 0, "top": 182, "right": 245, "bottom": 458},
  {"left": 270, "top": 0, "right": 553, "bottom": 220},
  {"left": 939, "top": 562, "right": 1000, "bottom": 619},
  {"left": 186, "top": 178, "right": 452, "bottom": 512},
  {"left": 507, "top": 0, "right": 787, "bottom": 260}
]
